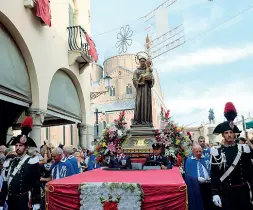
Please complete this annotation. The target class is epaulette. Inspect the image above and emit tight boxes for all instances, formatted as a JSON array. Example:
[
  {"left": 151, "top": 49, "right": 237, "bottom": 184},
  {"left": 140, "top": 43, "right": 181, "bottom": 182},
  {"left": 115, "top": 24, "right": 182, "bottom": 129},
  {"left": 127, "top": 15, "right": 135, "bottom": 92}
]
[
  {"left": 28, "top": 156, "right": 39, "bottom": 164},
  {"left": 210, "top": 146, "right": 221, "bottom": 157},
  {"left": 238, "top": 144, "right": 251, "bottom": 153}
]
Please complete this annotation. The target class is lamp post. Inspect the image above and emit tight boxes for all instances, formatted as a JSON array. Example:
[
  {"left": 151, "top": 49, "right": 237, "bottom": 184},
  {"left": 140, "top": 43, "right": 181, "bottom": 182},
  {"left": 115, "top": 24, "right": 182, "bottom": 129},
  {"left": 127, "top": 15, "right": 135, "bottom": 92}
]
[
  {"left": 90, "top": 76, "right": 112, "bottom": 100},
  {"left": 94, "top": 108, "right": 99, "bottom": 139}
]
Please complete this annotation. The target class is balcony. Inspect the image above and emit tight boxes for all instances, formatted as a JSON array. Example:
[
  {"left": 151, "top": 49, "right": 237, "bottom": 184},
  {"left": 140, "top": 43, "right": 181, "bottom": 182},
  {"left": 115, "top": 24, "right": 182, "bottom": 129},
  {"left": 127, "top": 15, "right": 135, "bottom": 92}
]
[{"left": 67, "top": 26, "right": 93, "bottom": 69}]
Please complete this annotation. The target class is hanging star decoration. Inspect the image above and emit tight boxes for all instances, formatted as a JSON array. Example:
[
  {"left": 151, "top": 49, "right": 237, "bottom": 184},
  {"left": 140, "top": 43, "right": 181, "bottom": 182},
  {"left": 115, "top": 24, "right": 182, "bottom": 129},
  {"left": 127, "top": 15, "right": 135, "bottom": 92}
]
[{"left": 115, "top": 25, "right": 133, "bottom": 54}]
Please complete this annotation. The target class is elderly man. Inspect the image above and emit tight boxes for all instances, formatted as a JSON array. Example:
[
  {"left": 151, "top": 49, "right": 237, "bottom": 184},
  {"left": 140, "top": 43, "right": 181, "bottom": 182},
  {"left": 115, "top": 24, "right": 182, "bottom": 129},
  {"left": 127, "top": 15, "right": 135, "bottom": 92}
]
[
  {"left": 64, "top": 146, "right": 79, "bottom": 174},
  {"left": 0, "top": 146, "right": 6, "bottom": 156},
  {"left": 49, "top": 148, "right": 75, "bottom": 180},
  {"left": 185, "top": 144, "right": 215, "bottom": 210},
  {"left": 210, "top": 102, "right": 253, "bottom": 210}
]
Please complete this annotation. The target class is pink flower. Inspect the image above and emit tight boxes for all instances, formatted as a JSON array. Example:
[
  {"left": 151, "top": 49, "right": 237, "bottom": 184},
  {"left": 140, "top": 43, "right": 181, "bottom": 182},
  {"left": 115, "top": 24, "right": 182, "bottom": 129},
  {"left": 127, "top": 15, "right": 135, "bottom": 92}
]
[
  {"left": 161, "top": 121, "right": 168, "bottom": 129},
  {"left": 107, "top": 143, "right": 116, "bottom": 152},
  {"left": 165, "top": 110, "right": 170, "bottom": 119}
]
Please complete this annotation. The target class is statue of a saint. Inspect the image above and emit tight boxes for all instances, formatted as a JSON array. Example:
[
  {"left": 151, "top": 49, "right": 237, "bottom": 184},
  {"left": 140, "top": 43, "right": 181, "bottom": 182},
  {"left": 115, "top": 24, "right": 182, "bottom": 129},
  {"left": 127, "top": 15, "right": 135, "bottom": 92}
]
[
  {"left": 208, "top": 108, "right": 215, "bottom": 124},
  {"left": 132, "top": 56, "right": 154, "bottom": 126}
]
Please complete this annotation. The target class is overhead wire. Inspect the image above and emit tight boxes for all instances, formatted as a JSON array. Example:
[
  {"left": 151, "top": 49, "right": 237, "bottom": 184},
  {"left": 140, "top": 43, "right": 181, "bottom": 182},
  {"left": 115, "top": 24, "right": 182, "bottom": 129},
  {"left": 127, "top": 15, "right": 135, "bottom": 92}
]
[
  {"left": 94, "top": 1, "right": 253, "bottom": 59},
  {"left": 93, "top": 0, "right": 174, "bottom": 37},
  {"left": 184, "top": 4, "right": 253, "bottom": 43}
]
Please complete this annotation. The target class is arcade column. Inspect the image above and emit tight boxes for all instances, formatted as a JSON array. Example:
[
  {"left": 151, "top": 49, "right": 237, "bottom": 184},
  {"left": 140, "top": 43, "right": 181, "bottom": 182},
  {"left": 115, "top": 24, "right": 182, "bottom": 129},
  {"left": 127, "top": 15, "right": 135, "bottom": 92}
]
[
  {"left": 29, "top": 109, "right": 46, "bottom": 148},
  {"left": 77, "top": 123, "right": 87, "bottom": 148}
]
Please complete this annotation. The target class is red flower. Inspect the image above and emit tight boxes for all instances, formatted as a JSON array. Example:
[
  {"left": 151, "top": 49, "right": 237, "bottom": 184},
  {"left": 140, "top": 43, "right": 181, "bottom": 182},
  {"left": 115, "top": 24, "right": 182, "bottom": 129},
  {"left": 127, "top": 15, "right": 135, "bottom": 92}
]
[
  {"left": 103, "top": 201, "right": 118, "bottom": 210},
  {"left": 165, "top": 110, "right": 170, "bottom": 119},
  {"left": 97, "top": 155, "right": 104, "bottom": 163},
  {"left": 176, "top": 154, "right": 182, "bottom": 166}
]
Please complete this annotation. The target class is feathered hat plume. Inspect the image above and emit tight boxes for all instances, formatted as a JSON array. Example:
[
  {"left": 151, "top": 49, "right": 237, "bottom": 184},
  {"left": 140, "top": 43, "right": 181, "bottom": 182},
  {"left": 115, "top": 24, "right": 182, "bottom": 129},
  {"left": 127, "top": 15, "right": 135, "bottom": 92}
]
[
  {"left": 224, "top": 102, "right": 237, "bottom": 121},
  {"left": 21, "top": 116, "right": 33, "bottom": 136}
]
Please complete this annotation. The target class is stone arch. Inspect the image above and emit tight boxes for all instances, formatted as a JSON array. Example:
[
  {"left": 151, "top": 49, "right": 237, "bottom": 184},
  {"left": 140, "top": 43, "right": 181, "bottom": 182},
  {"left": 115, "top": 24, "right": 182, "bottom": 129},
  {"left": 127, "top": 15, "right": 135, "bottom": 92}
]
[
  {"left": 0, "top": 13, "right": 40, "bottom": 144},
  {"left": 0, "top": 12, "right": 40, "bottom": 107},
  {"left": 48, "top": 68, "right": 86, "bottom": 123}
]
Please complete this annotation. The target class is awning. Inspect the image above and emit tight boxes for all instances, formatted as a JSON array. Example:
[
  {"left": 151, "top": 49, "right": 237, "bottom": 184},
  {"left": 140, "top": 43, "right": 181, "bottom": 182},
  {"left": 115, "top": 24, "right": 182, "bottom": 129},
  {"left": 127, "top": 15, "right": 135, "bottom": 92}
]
[
  {"left": 48, "top": 71, "right": 82, "bottom": 122},
  {"left": 246, "top": 120, "right": 253, "bottom": 129}
]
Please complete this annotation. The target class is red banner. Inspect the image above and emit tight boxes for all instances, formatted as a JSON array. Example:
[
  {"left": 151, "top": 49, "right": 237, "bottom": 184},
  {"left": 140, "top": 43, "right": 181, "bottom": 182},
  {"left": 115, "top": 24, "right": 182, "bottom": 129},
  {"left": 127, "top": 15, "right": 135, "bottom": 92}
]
[
  {"left": 85, "top": 33, "right": 98, "bottom": 62},
  {"left": 36, "top": 0, "right": 51, "bottom": 27}
]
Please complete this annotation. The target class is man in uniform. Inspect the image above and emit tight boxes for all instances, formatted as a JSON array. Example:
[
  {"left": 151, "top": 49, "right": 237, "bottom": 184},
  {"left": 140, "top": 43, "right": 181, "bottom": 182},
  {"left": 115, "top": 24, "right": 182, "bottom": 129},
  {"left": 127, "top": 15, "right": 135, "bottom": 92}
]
[
  {"left": 112, "top": 144, "right": 132, "bottom": 169},
  {"left": 144, "top": 143, "right": 172, "bottom": 169},
  {"left": 210, "top": 102, "right": 253, "bottom": 210},
  {"left": 0, "top": 116, "right": 41, "bottom": 210}
]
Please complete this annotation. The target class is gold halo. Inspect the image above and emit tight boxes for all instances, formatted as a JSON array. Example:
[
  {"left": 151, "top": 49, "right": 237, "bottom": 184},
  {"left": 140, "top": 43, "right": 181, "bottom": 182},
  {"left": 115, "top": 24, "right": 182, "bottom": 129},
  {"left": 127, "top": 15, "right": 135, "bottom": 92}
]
[{"left": 135, "top": 51, "right": 150, "bottom": 65}]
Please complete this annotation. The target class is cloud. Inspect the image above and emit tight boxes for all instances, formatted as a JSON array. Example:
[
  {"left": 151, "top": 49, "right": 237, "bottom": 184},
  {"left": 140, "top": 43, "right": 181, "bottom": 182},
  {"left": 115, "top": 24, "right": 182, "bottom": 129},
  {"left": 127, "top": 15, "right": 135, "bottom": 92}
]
[
  {"left": 156, "top": 44, "right": 253, "bottom": 72},
  {"left": 167, "top": 79, "right": 253, "bottom": 125}
]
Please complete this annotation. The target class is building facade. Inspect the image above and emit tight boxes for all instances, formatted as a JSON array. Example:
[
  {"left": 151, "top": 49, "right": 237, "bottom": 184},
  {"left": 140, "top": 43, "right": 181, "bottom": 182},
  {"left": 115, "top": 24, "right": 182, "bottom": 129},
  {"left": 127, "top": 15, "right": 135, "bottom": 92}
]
[
  {"left": 90, "top": 54, "right": 166, "bottom": 137},
  {"left": 1, "top": 0, "right": 95, "bottom": 148}
]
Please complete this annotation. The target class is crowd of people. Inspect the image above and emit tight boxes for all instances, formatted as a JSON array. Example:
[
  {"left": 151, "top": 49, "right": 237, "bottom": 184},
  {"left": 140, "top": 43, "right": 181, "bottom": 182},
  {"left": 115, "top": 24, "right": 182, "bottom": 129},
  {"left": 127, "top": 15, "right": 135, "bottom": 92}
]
[
  {"left": 0, "top": 102, "right": 252, "bottom": 210},
  {"left": 0, "top": 117, "right": 109, "bottom": 210}
]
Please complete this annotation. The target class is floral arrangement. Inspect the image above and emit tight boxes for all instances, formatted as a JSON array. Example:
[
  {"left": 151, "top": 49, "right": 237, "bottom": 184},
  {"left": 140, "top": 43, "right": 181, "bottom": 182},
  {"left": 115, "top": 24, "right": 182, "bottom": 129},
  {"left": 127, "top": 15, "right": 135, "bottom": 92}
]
[
  {"left": 79, "top": 182, "right": 143, "bottom": 210},
  {"left": 155, "top": 108, "right": 192, "bottom": 170},
  {"left": 94, "top": 110, "right": 128, "bottom": 164}
]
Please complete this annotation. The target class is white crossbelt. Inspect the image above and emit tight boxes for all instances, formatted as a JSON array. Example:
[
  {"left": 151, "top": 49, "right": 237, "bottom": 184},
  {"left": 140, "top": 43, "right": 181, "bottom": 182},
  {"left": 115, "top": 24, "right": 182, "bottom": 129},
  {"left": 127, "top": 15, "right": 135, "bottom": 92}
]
[
  {"left": 7, "top": 155, "right": 29, "bottom": 187},
  {"left": 220, "top": 146, "right": 242, "bottom": 182}
]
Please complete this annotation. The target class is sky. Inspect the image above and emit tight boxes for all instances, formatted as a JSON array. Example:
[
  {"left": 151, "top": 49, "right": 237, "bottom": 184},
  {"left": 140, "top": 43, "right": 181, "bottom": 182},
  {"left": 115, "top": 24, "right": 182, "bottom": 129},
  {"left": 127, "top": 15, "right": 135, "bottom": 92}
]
[{"left": 90, "top": 0, "right": 253, "bottom": 127}]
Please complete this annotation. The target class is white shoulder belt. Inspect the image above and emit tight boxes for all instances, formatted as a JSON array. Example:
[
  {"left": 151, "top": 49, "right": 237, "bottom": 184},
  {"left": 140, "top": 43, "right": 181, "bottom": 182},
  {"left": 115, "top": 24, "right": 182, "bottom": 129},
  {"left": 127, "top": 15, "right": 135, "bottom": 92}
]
[
  {"left": 220, "top": 145, "right": 242, "bottom": 182},
  {"left": 7, "top": 155, "right": 30, "bottom": 186}
]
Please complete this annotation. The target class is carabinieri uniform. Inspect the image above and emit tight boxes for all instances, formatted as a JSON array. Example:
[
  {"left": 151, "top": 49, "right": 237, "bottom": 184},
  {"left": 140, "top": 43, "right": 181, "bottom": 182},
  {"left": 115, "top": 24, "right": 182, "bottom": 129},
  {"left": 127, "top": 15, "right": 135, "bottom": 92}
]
[{"left": 210, "top": 102, "right": 253, "bottom": 210}]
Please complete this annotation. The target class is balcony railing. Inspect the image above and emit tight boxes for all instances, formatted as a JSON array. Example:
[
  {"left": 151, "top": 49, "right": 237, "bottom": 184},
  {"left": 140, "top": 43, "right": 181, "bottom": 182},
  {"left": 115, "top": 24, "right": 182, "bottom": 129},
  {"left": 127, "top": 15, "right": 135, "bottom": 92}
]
[{"left": 67, "top": 26, "right": 90, "bottom": 57}]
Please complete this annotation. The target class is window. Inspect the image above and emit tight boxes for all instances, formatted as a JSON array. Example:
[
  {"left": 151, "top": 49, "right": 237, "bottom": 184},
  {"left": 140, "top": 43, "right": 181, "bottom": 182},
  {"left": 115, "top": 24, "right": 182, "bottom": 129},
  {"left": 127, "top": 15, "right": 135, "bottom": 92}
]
[
  {"left": 70, "top": 125, "right": 73, "bottom": 145},
  {"left": 88, "top": 10, "right": 91, "bottom": 23},
  {"left": 102, "top": 121, "right": 107, "bottom": 129},
  {"left": 126, "top": 84, "right": 132, "bottom": 95},
  {"left": 68, "top": 4, "right": 75, "bottom": 26},
  {"left": 110, "top": 87, "right": 116, "bottom": 96},
  {"left": 46, "top": 127, "right": 49, "bottom": 140},
  {"left": 63, "top": 126, "right": 66, "bottom": 145}
]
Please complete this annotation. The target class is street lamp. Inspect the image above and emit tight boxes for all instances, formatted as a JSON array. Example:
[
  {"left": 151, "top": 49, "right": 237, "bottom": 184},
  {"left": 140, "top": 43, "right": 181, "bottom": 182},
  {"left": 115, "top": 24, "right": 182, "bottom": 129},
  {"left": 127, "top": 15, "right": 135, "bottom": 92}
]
[{"left": 90, "top": 75, "right": 112, "bottom": 100}]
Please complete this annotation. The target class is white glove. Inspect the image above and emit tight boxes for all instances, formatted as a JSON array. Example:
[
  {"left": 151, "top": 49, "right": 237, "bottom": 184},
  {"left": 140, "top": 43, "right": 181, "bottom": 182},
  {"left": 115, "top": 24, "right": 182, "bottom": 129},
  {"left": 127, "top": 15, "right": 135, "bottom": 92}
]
[
  {"left": 212, "top": 195, "right": 222, "bottom": 207},
  {"left": 0, "top": 207, "right": 3, "bottom": 210},
  {"left": 33, "top": 204, "right": 41, "bottom": 210},
  {"left": 198, "top": 177, "right": 206, "bottom": 183}
]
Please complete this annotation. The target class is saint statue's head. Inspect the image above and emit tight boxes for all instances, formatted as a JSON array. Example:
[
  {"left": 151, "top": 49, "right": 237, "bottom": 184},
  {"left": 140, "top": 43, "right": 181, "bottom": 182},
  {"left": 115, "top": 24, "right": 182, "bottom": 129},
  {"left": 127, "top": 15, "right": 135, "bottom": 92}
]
[
  {"left": 135, "top": 51, "right": 149, "bottom": 69},
  {"left": 139, "top": 57, "right": 147, "bottom": 68}
]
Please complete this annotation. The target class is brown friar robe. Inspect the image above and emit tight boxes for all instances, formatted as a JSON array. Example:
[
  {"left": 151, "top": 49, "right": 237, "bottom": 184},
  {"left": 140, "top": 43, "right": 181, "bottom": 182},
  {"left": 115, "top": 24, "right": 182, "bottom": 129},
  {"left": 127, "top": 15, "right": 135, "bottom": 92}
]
[{"left": 132, "top": 67, "right": 154, "bottom": 126}]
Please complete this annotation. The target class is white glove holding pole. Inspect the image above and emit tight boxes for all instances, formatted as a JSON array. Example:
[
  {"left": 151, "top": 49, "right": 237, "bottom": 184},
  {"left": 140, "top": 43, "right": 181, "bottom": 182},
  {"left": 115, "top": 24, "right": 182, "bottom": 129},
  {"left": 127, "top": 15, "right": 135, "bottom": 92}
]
[
  {"left": 212, "top": 195, "right": 222, "bottom": 207},
  {"left": 198, "top": 177, "right": 206, "bottom": 183},
  {"left": 33, "top": 204, "right": 41, "bottom": 210}
]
